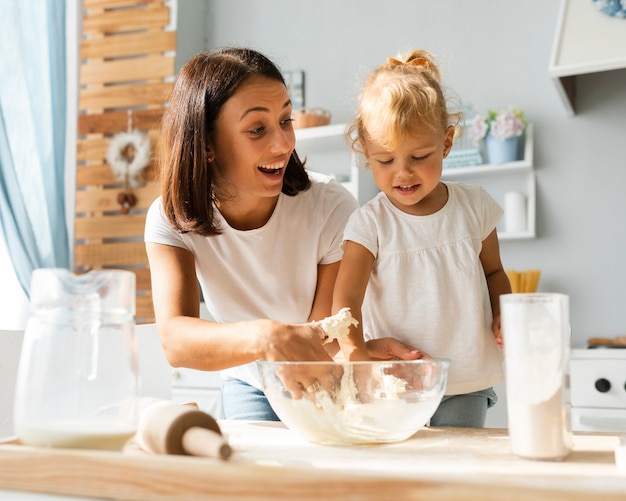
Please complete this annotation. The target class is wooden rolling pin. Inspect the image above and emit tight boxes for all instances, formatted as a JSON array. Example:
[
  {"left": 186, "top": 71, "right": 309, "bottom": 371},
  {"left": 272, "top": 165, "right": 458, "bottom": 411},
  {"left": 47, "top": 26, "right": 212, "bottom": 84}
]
[{"left": 136, "top": 400, "right": 231, "bottom": 460}]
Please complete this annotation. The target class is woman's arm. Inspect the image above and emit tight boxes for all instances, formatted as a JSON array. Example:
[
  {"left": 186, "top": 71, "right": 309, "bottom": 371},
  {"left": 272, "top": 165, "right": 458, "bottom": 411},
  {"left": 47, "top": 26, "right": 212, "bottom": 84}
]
[
  {"left": 479, "top": 229, "right": 512, "bottom": 346},
  {"left": 146, "top": 242, "right": 333, "bottom": 371},
  {"left": 308, "top": 261, "right": 342, "bottom": 357}
]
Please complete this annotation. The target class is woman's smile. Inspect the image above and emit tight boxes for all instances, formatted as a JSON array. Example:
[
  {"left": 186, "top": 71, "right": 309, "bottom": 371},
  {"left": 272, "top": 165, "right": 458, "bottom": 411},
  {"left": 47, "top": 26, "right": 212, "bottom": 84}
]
[{"left": 258, "top": 160, "right": 287, "bottom": 177}]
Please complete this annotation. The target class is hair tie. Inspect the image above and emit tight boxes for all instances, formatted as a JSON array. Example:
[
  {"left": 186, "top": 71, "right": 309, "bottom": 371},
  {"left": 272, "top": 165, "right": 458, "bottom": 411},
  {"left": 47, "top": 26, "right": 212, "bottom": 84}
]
[{"left": 386, "top": 57, "right": 430, "bottom": 69}]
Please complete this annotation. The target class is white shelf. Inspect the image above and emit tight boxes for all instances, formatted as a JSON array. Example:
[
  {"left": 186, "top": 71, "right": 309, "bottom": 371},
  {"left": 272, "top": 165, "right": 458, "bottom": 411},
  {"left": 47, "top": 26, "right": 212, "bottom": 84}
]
[
  {"left": 549, "top": 0, "right": 626, "bottom": 115},
  {"left": 294, "top": 123, "right": 347, "bottom": 141},
  {"left": 295, "top": 123, "right": 537, "bottom": 240},
  {"left": 443, "top": 124, "right": 534, "bottom": 177},
  {"left": 442, "top": 125, "right": 536, "bottom": 240},
  {"left": 295, "top": 123, "right": 379, "bottom": 205}
]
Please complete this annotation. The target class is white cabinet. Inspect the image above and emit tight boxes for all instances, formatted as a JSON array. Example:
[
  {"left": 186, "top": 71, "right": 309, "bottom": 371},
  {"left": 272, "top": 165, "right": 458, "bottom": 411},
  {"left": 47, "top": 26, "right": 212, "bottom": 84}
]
[
  {"left": 442, "top": 125, "right": 535, "bottom": 240},
  {"left": 171, "top": 367, "right": 223, "bottom": 419},
  {"left": 295, "top": 124, "right": 379, "bottom": 205},
  {"left": 549, "top": 0, "right": 626, "bottom": 115}
]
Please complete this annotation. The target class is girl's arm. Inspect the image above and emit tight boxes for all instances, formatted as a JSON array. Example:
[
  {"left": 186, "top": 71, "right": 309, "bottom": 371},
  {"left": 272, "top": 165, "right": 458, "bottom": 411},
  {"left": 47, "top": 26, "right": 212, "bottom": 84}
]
[
  {"left": 146, "top": 242, "right": 333, "bottom": 371},
  {"left": 331, "top": 240, "right": 375, "bottom": 361},
  {"left": 479, "top": 229, "right": 512, "bottom": 346},
  {"left": 308, "top": 261, "right": 343, "bottom": 357}
]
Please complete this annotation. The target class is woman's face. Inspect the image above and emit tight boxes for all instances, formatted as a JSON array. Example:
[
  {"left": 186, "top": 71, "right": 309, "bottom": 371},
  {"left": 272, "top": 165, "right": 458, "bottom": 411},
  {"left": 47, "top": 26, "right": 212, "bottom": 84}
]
[
  {"left": 364, "top": 126, "right": 455, "bottom": 215},
  {"left": 211, "top": 75, "right": 295, "bottom": 202}
]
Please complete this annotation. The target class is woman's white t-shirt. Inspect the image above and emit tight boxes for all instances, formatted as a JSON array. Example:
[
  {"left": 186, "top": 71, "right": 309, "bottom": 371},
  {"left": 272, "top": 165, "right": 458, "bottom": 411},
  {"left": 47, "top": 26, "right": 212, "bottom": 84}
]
[
  {"left": 145, "top": 172, "right": 359, "bottom": 390},
  {"left": 343, "top": 182, "right": 504, "bottom": 395}
]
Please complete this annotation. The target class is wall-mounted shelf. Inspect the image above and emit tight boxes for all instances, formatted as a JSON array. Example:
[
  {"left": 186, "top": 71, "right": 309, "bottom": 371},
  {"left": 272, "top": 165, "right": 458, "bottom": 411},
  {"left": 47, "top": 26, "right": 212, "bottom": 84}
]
[
  {"left": 442, "top": 125, "right": 535, "bottom": 241},
  {"left": 294, "top": 123, "right": 347, "bottom": 143},
  {"left": 295, "top": 123, "right": 379, "bottom": 205},
  {"left": 549, "top": 0, "right": 626, "bottom": 115},
  {"left": 296, "top": 123, "right": 537, "bottom": 241}
]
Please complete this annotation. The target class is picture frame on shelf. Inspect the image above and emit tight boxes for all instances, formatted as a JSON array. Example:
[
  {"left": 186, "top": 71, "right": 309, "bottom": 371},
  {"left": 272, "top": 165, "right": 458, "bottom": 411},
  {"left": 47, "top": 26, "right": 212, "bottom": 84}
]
[{"left": 284, "top": 70, "right": 305, "bottom": 110}]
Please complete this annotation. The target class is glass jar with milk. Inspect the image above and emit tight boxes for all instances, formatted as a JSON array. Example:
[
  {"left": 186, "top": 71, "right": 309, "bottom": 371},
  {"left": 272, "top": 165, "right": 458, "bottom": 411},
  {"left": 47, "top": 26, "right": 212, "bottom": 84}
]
[{"left": 13, "top": 268, "right": 139, "bottom": 450}]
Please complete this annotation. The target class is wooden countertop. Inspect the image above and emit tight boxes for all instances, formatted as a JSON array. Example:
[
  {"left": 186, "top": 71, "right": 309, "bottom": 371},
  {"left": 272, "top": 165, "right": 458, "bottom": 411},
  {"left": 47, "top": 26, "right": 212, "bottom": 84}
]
[{"left": 1, "top": 422, "right": 625, "bottom": 501}]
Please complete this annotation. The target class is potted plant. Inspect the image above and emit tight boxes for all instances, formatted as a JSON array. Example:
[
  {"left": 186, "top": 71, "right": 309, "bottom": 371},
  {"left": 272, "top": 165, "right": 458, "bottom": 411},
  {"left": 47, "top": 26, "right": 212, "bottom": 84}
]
[{"left": 469, "top": 107, "right": 526, "bottom": 164}]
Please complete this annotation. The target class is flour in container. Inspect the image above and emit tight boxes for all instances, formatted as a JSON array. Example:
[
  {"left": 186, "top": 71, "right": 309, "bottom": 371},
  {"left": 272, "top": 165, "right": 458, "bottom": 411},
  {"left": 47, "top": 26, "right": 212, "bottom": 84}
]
[{"left": 266, "top": 363, "right": 440, "bottom": 445}]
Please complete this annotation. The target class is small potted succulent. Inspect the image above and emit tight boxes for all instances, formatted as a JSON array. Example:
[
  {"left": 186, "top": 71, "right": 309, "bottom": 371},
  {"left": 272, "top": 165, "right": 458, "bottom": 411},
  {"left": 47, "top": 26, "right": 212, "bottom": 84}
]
[{"left": 469, "top": 107, "right": 526, "bottom": 164}]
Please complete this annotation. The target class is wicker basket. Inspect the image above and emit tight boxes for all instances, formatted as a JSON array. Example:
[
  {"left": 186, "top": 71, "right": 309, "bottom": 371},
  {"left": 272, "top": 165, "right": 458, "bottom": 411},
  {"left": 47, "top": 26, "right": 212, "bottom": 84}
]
[{"left": 292, "top": 107, "right": 331, "bottom": 129}]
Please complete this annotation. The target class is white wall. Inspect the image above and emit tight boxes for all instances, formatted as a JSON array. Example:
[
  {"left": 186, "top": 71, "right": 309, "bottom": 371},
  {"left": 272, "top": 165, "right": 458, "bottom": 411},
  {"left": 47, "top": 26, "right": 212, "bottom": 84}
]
[
  {"left": 175, "top": 0, "right": 626, "bottom": 428},
  {"left": 177, "top": 0, "right": 626, "bottom": 349}
]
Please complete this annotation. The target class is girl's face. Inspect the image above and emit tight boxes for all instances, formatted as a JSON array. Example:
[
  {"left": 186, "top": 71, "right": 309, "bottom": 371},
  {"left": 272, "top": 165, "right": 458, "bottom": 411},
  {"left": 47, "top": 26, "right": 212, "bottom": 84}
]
[
  {"left": 211, "top": 75, "right": 295, "bottom": 203},
  {"left": 364, "top": 126, "right": 455, "bottom": 215}
]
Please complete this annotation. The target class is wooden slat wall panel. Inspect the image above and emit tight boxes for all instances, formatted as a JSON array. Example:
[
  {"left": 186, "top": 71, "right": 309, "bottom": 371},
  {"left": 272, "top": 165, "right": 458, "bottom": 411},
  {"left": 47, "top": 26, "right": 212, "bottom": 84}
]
[
  {"left": 80, "top": 54, "right": 175, "bottom": 85},
  {"left": 81, "top": 31, "right": 176, "bottom": 59},
  {"left": 76, "top": 163, "right": 156, "bottom": 187},
  {"left": 136, "top": 293, "right": 154, "bottom": 320},
  {"left": 75, "top": 184, "right": 160, "bottom": 213},
  {"left": 75, "top": 0, "right": 175, "bottom": 323},
  {"left": 75, "top": 214, "right": 149, "bottom": 239},
  {"left": 75, "top": 242, "right": 148, "bottom": 267},
  {"left": 134, "top": 268, "right": 152, "bottom": 291},
  {"left": 78, "top": 109, "right": 163, "bottom": 135},
  {"left": 84, "top": 0, "right": 154, "bottom": 10},
  {"left": 79, "top": 82, "right": 172, "bottom": 112},
  {"left": 82, "top": 7, "right": 170, "bottom": 34},
  {"left": 77, "top": 130, "right": 160, "bottom": 162}
]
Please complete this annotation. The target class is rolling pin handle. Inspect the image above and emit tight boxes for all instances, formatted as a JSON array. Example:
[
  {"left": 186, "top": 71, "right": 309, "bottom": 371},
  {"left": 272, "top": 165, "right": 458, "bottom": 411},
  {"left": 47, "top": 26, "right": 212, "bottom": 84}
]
[{"left": 182, "top": 426, "right": 232, "bottom": 460}]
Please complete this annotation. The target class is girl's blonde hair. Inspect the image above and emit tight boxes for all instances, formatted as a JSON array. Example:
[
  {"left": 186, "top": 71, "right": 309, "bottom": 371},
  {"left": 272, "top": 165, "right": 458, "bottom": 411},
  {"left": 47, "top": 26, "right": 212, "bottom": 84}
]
[{"left": 348, "top": 49, "right": 462, "bottom": 154}]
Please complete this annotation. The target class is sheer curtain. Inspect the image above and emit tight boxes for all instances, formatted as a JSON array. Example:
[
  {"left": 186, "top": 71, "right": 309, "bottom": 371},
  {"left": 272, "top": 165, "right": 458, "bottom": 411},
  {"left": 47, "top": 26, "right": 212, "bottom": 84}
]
[{"left": 0, "top": 1, "right": 70, "bottom": 328}]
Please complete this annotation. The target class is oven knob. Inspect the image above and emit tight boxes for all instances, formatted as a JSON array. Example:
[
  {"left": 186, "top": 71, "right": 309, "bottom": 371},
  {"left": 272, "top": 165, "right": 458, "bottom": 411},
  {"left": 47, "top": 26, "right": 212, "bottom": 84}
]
[{"left": 595, "top": 378, "right": 611, "bottom": 393}]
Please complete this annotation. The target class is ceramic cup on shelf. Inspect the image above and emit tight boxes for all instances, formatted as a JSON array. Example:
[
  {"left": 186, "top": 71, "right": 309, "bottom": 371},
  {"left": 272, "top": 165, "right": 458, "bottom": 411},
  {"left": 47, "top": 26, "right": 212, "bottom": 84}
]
[
  {"left": 500, "top": 293, "right": 572, "bottom": 461},
  {"left": 486, "top": 134, "right": 520, "bottom": 164},
  {"left": 13, "top": 268, "right": 139, "bottom": 451}
]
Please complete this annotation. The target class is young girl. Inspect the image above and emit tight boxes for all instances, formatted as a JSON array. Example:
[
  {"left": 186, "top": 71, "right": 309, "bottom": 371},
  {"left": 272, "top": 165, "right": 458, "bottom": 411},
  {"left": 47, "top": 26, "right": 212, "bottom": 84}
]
[{"left": 332, "top": 49, "right": 511, "bottom": 427}]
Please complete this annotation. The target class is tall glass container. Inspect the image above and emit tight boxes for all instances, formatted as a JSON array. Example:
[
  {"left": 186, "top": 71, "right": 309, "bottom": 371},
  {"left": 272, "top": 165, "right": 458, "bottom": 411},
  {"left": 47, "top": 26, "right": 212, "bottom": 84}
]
[
  {"left": 14, "top": 268, "right": 139, "bottom": 450},
  {"left": 500, "top": 292, "right": 572, "bottom": 460}
]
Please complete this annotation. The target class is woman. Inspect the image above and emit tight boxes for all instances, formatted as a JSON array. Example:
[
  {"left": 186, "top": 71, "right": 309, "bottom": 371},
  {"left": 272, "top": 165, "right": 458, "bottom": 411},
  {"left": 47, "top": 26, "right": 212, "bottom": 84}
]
[{"left": 145, "top": 48, "right": 422, "bottom": 420}]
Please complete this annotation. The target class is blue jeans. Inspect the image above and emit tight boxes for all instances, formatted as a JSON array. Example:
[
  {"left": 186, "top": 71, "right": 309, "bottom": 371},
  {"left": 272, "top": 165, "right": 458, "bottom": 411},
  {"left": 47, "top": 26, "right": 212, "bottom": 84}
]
[
  {"left": 221, "top": 379, "right": 280, "bottom": 421},
  {"left": 429, "top": 387, "right": 498, "bottom": 428}
]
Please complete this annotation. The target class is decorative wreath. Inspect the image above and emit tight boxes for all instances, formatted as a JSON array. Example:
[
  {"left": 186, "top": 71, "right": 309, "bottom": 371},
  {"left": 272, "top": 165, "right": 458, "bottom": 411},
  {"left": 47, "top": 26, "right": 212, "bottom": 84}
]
[
  {"left": 592, "top": 0, "right": 626, "bottom": 17},
  {"left": 106, "top": 130, "right": 152, "bottom": 188}
]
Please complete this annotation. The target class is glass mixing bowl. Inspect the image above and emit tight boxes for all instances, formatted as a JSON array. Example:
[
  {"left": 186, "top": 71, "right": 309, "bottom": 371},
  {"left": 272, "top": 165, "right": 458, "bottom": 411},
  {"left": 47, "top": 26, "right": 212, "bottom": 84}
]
[{"left": 257, "top": 359, "right": 450, "bottom": 445}]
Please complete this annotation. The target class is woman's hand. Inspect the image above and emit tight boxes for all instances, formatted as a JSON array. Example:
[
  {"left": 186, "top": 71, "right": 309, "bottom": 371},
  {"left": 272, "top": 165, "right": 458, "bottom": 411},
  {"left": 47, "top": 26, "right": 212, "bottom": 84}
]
[
  {"left": 260, "top": 320, "right": 337, "bottom": 399},
  {"left": 260, "top": 320, "right": 333, "bottom": 362},
  {"left": 365, "top": 337, "right": 431, "bottom": 360}
]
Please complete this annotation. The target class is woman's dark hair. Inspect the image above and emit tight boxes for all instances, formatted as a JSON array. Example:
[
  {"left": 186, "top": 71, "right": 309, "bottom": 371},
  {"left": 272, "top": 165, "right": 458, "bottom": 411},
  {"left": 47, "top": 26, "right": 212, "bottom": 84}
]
[{"left": 158, "top": 47, "right": 310, "bottom": 235}]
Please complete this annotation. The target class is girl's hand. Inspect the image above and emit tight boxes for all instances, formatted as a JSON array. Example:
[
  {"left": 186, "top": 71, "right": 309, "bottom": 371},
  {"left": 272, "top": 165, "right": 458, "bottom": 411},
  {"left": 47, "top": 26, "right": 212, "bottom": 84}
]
[
  {"left": 492, "top": 315, "right": 504, "bottom": 348},
  {"left": 365, "top": 337, "right": 431, "bottom": 361},
  {"left": 491, "top": 315, "right": 504, "bottom": 348}
]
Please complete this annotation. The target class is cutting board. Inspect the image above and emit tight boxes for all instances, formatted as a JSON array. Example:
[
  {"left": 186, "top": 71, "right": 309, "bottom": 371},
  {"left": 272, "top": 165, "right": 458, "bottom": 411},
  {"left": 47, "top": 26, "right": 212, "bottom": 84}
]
[{"left": 1, "top": 423, "right": 625, "bottom": 501}]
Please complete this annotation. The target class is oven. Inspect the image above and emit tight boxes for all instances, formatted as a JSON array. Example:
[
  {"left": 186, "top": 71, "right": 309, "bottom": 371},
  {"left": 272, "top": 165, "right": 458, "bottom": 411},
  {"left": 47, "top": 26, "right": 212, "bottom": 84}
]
[{"left": 570, "top": 348, "right": 626, "bottom": 432}]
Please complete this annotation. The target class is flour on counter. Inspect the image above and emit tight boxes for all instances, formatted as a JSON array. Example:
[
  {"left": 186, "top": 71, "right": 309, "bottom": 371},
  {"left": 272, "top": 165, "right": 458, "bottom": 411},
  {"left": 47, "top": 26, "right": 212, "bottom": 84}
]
[{"left": 318, "top": 307, "right": 358, "bottom": 344}]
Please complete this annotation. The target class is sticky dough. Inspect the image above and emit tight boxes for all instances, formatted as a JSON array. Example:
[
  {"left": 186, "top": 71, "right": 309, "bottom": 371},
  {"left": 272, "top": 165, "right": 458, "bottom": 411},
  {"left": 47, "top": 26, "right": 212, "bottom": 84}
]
[{"left": 319, "top": 307, "right": 358, "bottom": 344}]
